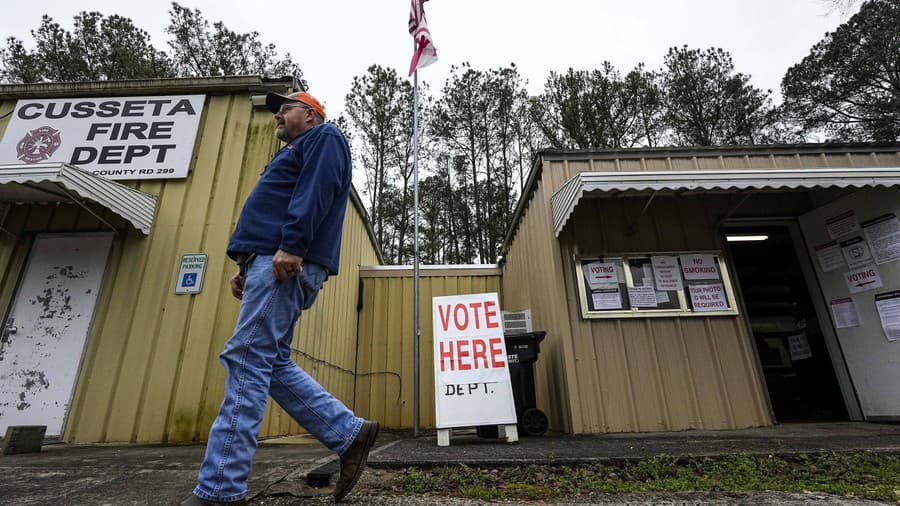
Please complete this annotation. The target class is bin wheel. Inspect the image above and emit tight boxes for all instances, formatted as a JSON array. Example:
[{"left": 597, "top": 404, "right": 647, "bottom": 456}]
[{"left": 520, "top": 408, "right": 548, "bottom": 436}]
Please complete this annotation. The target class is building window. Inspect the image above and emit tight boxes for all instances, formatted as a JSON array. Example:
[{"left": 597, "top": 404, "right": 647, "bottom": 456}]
[{"left": 575, "top": 252, "right": 739, "bottom": 319}]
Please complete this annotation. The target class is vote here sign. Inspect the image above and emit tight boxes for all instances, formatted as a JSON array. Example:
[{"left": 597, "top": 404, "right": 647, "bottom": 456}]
[{"left": 432, "top": 293, "right": 517, "bottom": 428}]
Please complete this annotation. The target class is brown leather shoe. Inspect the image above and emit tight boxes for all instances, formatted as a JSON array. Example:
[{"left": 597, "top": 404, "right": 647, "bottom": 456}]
[{"left": 332, "top": 420, "right": 380, "bottom": 502}]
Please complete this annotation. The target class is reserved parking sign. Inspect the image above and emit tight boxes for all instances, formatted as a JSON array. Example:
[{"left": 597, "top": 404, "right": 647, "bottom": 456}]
[{"left": 175, "top": 253, "right": 207, "bottom": 294}]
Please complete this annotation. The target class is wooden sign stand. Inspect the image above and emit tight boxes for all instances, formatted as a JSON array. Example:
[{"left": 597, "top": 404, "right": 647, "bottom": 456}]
[{"left": 437, "top": 423, "right": 518, "bottom": 447}]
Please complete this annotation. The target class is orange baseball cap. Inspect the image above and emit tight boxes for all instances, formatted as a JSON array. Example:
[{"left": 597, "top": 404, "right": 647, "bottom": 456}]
[{"left": 265, "top": 91, "right": 326, "bottom": 120}]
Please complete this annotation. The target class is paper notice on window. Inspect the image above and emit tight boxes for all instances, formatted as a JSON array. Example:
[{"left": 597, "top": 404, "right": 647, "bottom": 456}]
[
  {"left": 814, "top": 241, "right": 845, "bottom": 272},
  {"left": 874, "top": 290, "right": 900, "bottom": 342},
  {"left": 628, "top": 285, "right": 658, "bottom": 308},
  {"left": 787, "top": 333, "right": 813, "bottom": 361},
  {"left": 862, "top": 213, "right": 900, "bottom": 265},
  {"left": 592, "top": 288, "right": 623, "bottom": 310},
  {"left": 829, "top": 297, "right": 860, "bottom": 328},
  {"left": 843, "top": 264, "right": 883, "bottom": 294},
  {"left": 679, "top": 254, "right": 719, "bottom": 280},
  {"left": 651, "top": 255, "right": 683, "bottom": 290},
  {"left": 839, "top": 236, "right": 873, "bottom": 269},
  {"left": 584, "top": 261, "right": 620, "bottom": 290},
  {"left": 656, "top": 291, "right": 670, "bottom": 304},
  {"left": 688, "top": 283, "right": 728, "bottom": 312},
  {"left": 642, "top": 264, "right": 654, "bottom": 286},
  {"left": 825, "top": 209, "right": 861, "bottom": 240}
]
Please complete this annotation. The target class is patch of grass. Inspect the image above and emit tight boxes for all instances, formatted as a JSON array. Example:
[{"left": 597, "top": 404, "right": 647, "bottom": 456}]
[
  {"left": 502, "top": 482, "right": 553, "bottom": 499},
  {"left": 395, "top": 467, "right": 440, "bottom": 493},
  {"left": 392, "top": 451, "right": 900, "bottom": 501},
  {"left": 460, "top": 485, "right": 501, "bottom": 500}
]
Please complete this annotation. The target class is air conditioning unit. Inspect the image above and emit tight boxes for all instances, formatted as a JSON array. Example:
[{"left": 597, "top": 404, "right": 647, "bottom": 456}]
[{"left": 502, "top": 309, "right": 532, "bottom": 335}]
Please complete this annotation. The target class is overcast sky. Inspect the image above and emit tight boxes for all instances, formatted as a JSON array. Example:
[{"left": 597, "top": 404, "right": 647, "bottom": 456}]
[{"left": 2, "top": 1, "right": 858, "bottom": 119}]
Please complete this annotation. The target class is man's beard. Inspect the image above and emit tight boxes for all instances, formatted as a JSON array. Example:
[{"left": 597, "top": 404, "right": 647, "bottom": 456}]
[{"left": 276, "top": 125, "right": 290, "bottom": 142}]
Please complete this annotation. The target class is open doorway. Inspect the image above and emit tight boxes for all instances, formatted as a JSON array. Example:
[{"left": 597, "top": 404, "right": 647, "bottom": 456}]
[{"left": 725, "top": 225, "right": 848, "bottom": 422}]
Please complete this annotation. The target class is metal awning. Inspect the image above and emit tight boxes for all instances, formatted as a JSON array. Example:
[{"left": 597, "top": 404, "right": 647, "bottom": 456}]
[
  {"left": 0, "top": 163, "right": 157, "bottom": 235},
  {"left": 551, "top": 168, "right": 900, "bottom": 237}
]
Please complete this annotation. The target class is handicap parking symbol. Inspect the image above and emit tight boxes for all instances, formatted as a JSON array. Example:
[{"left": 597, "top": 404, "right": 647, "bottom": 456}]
[{"left": 182, "top": 273, "right": 197, "bottom": 287}]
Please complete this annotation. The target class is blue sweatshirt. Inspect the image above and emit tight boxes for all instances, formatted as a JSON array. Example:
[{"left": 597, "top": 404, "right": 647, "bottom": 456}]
[{"left": 227, "top": 123, "right": 352, "bottom": 275}]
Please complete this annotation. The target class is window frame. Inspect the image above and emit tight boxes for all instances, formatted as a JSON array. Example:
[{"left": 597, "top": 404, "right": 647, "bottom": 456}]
[{"left": 574, "top": 250, "right": 740, "bottom": 319}]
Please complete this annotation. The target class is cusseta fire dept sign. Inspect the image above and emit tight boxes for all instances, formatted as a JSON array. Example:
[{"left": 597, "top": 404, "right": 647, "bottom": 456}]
[{"left": 0, "top": 95, "right": 205, "bottom": 180}]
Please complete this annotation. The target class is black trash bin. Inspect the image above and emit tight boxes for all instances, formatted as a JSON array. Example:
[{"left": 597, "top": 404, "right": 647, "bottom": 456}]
[{"left": 477, "top": 330, "right": 549, "bottom": 437}]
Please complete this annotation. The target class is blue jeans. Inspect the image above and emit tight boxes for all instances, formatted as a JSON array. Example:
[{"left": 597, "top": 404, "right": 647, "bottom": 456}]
[{"left": 193, "top": 255, "right": 363, "bottom": 502}]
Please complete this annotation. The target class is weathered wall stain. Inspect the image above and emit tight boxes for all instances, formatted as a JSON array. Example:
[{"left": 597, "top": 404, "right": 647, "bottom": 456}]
[
  {"left": 17, "top": 391, "right": 30, "bottom": 411},
  {"left": 34, "top": 286, "right": 74, "bottom": 321},
  {"left": 2, "top": 369, "right": 51, "bottom": 412},
  {"left": 22, "top": 370, "right": 50, "bottom": 391},
  {"left": 2, "top": 263, "right": 70, "bottom": 417},
  {"left": 21, "top": 277, "right": 77, "bottom": 347},
  {"left": 0, "top": 330, "right": 11, "bottom": 361},
  {"left": 1, "top": 236, "right": 113, "bottom": 436},
  {"left": 48, "top": 266, "right": 87, "bottom": 280}
]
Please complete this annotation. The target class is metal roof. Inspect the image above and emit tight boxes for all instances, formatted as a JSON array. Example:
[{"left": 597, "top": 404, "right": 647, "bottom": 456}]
[
  {"left": 551, "top": 168, "right": 900, "bottom": 237},
  {"left": 539, "top": 142, "right": 900, "bottom": 160},
  {"left": 0, "top": 75, "right": 293, "bottom": 99},
  {"left": 500, "top": 143, "right": 900, "bottom": 254},
  {"left": 0, "top": 163, "right": 157, "bottom": 234}
]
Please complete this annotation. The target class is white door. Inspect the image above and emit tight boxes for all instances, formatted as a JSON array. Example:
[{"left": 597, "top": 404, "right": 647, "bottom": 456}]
[
  {"left": 798, "top": 188, "right": 900, "bottom": 420},
  {"left": 0, "top": 233, "right": 113, "bottom": 437}
]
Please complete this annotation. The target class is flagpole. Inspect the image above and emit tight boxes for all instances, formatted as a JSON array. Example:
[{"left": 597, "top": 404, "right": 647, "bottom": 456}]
[{"left": 412, "top": 66, "right": 421, "bottom": 439}]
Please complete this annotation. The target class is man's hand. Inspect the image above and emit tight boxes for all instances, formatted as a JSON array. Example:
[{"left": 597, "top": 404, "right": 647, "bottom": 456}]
[
  {"left": 230, "top": 271, "right": 244, "bottom": 300},
  {"left": 272, "top": 249, "right": 303, "bottom": 281}
]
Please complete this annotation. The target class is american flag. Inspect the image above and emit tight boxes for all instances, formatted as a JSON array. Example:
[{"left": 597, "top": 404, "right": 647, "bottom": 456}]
[{"left": 408, "top": 0, "right": 438, "bottom": 76}]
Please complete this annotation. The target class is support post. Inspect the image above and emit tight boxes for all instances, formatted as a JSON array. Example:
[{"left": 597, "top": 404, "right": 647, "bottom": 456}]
[{"left": 499, "top": 424, "right": 519, "bottom": 443}]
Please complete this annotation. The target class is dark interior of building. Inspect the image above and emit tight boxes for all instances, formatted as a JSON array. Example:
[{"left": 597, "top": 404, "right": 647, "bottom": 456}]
[{"left": 726, "top": 225, "right": 848, "bottom": 422}]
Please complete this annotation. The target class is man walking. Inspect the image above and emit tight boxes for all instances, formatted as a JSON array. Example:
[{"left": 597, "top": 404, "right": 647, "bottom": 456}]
[{"left": 184, "top": 91, "right": 378, "bottom": 505}]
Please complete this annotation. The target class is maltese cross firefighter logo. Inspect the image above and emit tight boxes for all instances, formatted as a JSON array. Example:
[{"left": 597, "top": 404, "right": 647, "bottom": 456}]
[{"left": 16, "top": 126, "right": 62, "bottom": 163}]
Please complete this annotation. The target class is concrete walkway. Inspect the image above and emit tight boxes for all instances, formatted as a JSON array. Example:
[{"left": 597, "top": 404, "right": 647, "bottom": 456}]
[
  {"left": 369, "top": 422, "right": 900, "bottom": 467},
  {"left": 0, "top": 422, "right": 898, "bottom": 505}
]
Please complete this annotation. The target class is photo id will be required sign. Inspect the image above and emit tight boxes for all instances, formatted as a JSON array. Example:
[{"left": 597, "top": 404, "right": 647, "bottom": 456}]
[{"left": 432, "top": 293, "right": 517, "bottom": 429}]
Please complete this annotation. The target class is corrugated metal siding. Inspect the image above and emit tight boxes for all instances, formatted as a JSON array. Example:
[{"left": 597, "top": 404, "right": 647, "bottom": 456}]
[
  {"left": 0, "top": 92, "right": 380, "bottom": 442},
  {"left": 355, "top": 267, "right": 502, "bottom": 429},
  {"left": 560, "top": 194, "right": 801, "bottom": 433},
  {"left": 0, "top": 99, "right": 13, "bottom": 140},
  {"left": 501, "top": 171, "right": 582, "bottom": 434},
  {"left": 502, "top": 149, "right": 900, "bottom": 434},
  {"left": 287, "top": 205, "right": 380, "bottom": 434}
]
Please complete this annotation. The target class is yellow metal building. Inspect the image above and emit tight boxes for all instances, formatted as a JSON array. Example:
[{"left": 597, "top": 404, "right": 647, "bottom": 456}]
[
  {"left": 0, "top": 77, "right": 381, "bottom": 443},
  {"left": 501, "top": 144, "right": 900, "bottom": 434}
]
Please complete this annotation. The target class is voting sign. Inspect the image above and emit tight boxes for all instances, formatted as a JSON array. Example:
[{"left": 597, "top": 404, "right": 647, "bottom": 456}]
[
  {"left": 583, "top": 261, "right": 620, "bottom": 290},
  {"left": 433, "top": 293, "right": 517, "bottom": 428}
]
